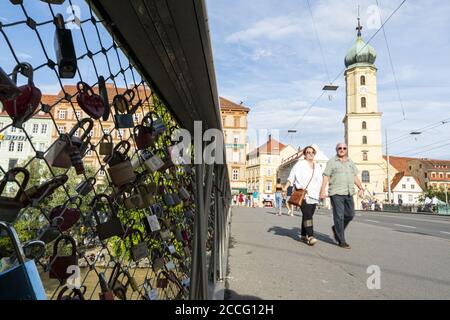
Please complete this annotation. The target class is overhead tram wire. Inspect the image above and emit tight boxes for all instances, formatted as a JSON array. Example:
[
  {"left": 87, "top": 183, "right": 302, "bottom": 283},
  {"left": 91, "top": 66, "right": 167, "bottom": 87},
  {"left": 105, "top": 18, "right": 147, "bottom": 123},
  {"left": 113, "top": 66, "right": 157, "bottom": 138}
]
[
  {"left": 376, "top": 0, "right": 406, "bottom": 121},
  {"left": 394, "top": 138, "right": 450, "bottom": 156},
  {"left": 387, "top": 117, "right": 450, "bottom": 146},
  {"left": 283, "top": 0, "right": 408, "bottom": 141}
]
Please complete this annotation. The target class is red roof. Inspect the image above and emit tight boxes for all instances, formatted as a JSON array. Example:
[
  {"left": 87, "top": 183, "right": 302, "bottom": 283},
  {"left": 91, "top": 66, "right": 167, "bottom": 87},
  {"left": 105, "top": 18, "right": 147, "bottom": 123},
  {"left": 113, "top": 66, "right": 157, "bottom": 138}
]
[
  {"left": 383, "top": 156, "right": 417, "bottom": 173},
  {"left": 249, "top": 135, "right": 286, "bottom": 156},
  {"left": 220, "top": 97, "right": 250, "bottom": 112}
]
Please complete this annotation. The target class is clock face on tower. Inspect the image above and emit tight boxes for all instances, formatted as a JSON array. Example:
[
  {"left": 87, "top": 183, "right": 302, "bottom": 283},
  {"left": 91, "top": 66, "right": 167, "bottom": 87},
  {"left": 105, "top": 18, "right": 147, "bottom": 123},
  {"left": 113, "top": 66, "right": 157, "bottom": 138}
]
[{"left": 359, "top": 86, "right": 368, "bottom": 94}]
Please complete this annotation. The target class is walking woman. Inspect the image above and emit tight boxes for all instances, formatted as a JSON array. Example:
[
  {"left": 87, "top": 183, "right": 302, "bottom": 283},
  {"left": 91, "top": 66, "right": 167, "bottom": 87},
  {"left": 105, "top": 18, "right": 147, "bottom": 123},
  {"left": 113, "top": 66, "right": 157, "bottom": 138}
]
[
  {"left": 275, "top": 178, "right": 284, "bottom": 216},
  {"left": 284, "top": 146, "right": 323, "bottom": 246}
]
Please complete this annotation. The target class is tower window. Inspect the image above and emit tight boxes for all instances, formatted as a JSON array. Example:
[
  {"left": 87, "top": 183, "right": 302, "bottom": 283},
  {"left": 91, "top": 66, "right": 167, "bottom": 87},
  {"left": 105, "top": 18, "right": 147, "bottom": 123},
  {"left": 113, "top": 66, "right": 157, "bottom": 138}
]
[
  {"left": 362, "top": 121, "right": 367, "bottom": 130},
  {"left": 362, "top": 171, "right": 370, "bottom": 183},
  {"left": 362, "top": 136, "right": 368, "bottom": 145},
  {"left": 360, "top": 76, "right": 366, "bottom": 86},
  {"left": 361, "top": 97, "right": 367, "bottom": 108},
  {"left": 363, "top": 151, "right": 368, "bottom": 161}
]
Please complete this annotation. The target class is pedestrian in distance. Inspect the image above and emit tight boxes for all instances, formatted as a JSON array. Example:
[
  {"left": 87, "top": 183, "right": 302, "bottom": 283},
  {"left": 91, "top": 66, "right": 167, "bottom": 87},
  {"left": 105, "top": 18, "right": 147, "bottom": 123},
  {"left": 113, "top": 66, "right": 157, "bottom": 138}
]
[
  {"left": 238, "top": 192, "right": 244, "bottom": 206},
  {"left": 284, "top": 146, "right": 323, "bottom": 246},
  {"left": 275, "top": 178, "right": 284, "bottom": 216},
  {"left": 286, "top": 185, "right": 294, "bottom": 216},
  {"left": 320, "top": 143, "right": 365, "bottom": 249}
]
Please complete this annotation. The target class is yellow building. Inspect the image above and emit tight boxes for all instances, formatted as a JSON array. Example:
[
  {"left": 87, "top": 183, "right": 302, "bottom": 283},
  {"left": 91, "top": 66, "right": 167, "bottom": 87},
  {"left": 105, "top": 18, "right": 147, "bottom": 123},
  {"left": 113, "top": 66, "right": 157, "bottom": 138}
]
[
  {"left": 220, "top": 97, "right": 250, "bottom": 195},
  {"left": 343, "top": 19, "right": 385, "bottom": 202},
  {"left": 246, "top": 135, "right": 297, "bottom": 206}
]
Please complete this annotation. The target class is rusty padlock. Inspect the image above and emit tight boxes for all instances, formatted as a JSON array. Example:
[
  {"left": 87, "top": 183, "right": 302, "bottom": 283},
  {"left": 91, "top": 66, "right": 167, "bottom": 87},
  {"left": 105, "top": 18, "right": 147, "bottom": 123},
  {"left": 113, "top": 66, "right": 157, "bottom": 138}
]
[
  {"left": 134, "top": 114, "right": 155, "bottom": 150},
  {"left": 0, "top": 63, "right": 41, "bottom": 126},
  {"left": 123, "top": 187, "right": 146, "bottom": 210},
  {"left": 0, "top": 167, "right": 30, "bottom": 223},
  {"left": 107, "top": 161, "right": 136, "bottom": 187},
  {"left": 127, "top": 229, "right": 149, "bottom": 262},
  {"left": 49, "top": 197, "right": 82, "bottom": 232},
  {"left": 0, "top": 67, "right": 20, "bottom": 100},
  {"left": 49, "top": 235, "right": 78, "bottom": 281},
  {"left": 76, "top": 81, "right": 105, "bottom": 120},
  {"left": 99, "top": 134, "right": 113, "bottom": 156}
]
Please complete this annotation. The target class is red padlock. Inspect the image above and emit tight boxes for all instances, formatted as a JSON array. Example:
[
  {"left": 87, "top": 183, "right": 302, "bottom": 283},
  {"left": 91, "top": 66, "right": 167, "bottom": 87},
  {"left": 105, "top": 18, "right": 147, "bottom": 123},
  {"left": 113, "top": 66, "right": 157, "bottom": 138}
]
[
  {"left": 0, "top": 63, "right": 41, "bottom": 126},
  {"left": 76, "top": 81, "right": 105, "bottom": 120}
]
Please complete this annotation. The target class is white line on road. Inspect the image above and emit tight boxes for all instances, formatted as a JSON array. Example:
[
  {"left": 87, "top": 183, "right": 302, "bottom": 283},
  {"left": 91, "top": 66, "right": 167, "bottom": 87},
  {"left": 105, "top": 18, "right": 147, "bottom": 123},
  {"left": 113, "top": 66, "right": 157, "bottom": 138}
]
[
  {"left": 440, "top": 231, "right": 450, "bottom": 235},
  {"left": 394, "top": 224, "right": 417, "bottom": 229},
  {"left": 365, "top": 220, "right": 380, "bottom": 223}
]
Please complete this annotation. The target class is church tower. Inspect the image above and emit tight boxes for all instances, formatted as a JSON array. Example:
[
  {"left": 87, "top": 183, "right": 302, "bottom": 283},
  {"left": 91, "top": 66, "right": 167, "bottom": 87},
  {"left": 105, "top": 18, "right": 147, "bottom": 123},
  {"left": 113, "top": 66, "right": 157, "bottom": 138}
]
[{"left": 343, "top": 18, "right": 384, "bottom": 201}]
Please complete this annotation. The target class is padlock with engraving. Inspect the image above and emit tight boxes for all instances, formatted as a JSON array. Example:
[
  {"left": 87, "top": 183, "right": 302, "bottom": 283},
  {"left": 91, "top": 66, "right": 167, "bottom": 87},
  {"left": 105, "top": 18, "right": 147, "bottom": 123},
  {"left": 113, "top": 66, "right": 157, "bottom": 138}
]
[
  {"left": 104, "top": 140, "right": 130, "bottom": 167},
  {"left": 0, "top": 63, "right": 41, "bottom": 127},
  {"left": 123, "top": 188, "right": 146, "bottom": 210},
  {"left": 127, "top": 229, "right": 149, "bottom": 262},
  {"left": 99, "top": 134, "right": 113, "bottom": 156},
  {"left": 75, "top": 177, "right": 96, "bottom": 196},
  {"left": 98, "top": 75, "right": 110, "bottom": 121},
  {"left": 54, "top": 14, "right": 77, "bottom": 78},
  {"left": 142, "top": 214, "right": 161, "bottom": 235},
  {"left": 45, "top": 118, "right": 93, "bottom": 168},
  {"left": 113, "top": 94, "right": 134, "bottom": 128},
  {"left": 76, "top": 81, "right": 105, "bottom": 120},
  {"left": 49, "top": 235, "right": 78, "bottom": 281},
  {"left": 142, "top": 149, "right": 165, "bottom": 173},
  {"left": 0, "top": 67, "right": 20, "bottom": 100},
  {"left": 49, "top": 196, "right": 82, "bottom": 232},
  {"left": 0, "top": 167, "right": 29, "bottom": 223},
  {"left": 91, "top": 194, "right": 124, "bottom": 241}
]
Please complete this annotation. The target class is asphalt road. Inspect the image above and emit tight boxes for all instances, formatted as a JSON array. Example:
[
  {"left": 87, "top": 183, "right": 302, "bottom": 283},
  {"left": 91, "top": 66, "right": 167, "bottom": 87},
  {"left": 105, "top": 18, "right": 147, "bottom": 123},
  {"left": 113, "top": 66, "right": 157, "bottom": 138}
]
[{"left": 225, "top": 206, "right": 450, "bottom": 300}]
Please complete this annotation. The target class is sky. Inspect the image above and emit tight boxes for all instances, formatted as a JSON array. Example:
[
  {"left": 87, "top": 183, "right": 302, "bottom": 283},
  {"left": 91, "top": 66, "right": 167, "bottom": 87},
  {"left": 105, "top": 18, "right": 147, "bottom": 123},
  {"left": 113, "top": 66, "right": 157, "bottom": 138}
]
[{"left": 205, "top": 0, "right": 450, "bottom": 159}]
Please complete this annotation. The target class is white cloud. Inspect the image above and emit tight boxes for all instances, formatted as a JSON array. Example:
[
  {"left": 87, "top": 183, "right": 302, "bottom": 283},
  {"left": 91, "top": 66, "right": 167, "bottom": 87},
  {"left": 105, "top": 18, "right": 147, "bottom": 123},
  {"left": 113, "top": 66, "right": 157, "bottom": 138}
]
[{"left": 251, "top": 48, "right": 273, "bottom": 61}]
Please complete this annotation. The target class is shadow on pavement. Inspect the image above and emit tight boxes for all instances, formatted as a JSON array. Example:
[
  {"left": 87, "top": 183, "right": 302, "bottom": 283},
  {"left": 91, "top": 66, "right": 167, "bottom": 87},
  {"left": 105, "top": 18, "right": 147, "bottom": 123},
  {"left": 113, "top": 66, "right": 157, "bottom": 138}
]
[
  {"left": 314, "top": 231, "right": 337, "bottom": 245},
  {"left": 267, "top": 226, "right": 301, "bottom": 242},
  {"left": 223, "top": 289, "right": 263, "bottom": 300}
]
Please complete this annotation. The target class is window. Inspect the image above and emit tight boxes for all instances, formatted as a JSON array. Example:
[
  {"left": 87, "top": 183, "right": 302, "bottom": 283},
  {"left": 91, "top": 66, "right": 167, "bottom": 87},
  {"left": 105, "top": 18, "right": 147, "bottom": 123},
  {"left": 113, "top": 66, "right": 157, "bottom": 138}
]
[
  {"left": 104, "top": 128, "right": 110, "bottom": 135},
  {"left": 360, "top": 75, "right": 366, "bottom": 86},
  {"left": 361, "top": 97, "right": 367, "bottom": 108},
  {"left": 411, "top": 185, "right": 415, "bottom": 189},
  {"left": 362, "top": 136, "right": 368, "bottom": 145},
  {"left": 8, "top": 159, "right": 18, "bottom": 170},
  {"left": 0, "top": 122, "right": 3, "bottom": 129},
  {"left": 234, "top": 117, "right": 240, "bottom": 128},
  {"left": 32, "top": 124, "right": 39, "bottom": 134},
  {"left": 58, "top": 110, "right": 66, "bottom": 119},
  {"left": 362, "top": 121, "right": 367, "bottom": 130},
  {"left": 440, "top": 173, "right": 444, "bottom": 178},
  {"left": 432, "top": 173, "right": 436, "bottom": 178},
  {"left": 58, "top": 126, "right": 66, "bottom": 134},
  {"left": 86, "top": 150, "right": 93, "bottom": 156},
  {"left": 41, "top": 124, "right": 48, "bottom": 134},
  {"left": 99, "top": 170, "right": 105, "bottom": 176},
  {"left": 74, "top": 111, "right": 81, "bottom": 119},
  {"left": 447, "top": 174, "right": 450, "bottom": 179},
  {"left": 10, "top": 126, "right": 16, "bottom": 133},
  {"left": 8, "top": 141, "right": 14, "bottom": 152},
  {"left": 88, "top": 129, "right": 94, "bottom": 137},
  {"left": 267, "top": 169, "right": 271, "bottom": 176},
  {"left": 363, "top": 151, "right": 368, "bottom": 161},
  {"left": 266, "top": 181, "right": 272, "bottom": 192},
  {"left": 232, "top": 169, "right": 239, "bottom": 181},
  {"left": 233, "top": 151, "right": 240, "bottom": 163},
  {"left": 402, "top": 184, "right": 406, "bottom": 189},
  {"left": 425, "top": 173, "right": 428, "bottom": 178},
  {"left": 17, "top": 142, "right": 23, "bottom": 152},
  {"left": 362, "top": 171, "right": 370, "bottom": 183},
  {"left": 133, "top": 114, "right": 140, "bottom": 122}
]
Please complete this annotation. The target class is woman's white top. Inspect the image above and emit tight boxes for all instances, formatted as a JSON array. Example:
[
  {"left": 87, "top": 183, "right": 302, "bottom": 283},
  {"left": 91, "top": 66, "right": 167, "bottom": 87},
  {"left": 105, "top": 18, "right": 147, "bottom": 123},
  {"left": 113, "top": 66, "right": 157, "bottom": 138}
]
[{"left": 287, "top": 160, "right": 323, "bottom": 204}]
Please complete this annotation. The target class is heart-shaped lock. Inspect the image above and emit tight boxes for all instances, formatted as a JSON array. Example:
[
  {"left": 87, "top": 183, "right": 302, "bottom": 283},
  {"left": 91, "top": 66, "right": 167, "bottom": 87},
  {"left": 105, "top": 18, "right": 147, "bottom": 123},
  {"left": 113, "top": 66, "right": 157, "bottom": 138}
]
[
  {"left": 76, "top": 81, "right": 105, "bottom": 120},
  {"left": 0, "top": 63, "right": 41, "bottom": 126},
  {"left": 49, "top": 235, "right": 78, "bottom": 281},
  {"left": 49, "top": 197, "right": 82, "bottom": 232}
]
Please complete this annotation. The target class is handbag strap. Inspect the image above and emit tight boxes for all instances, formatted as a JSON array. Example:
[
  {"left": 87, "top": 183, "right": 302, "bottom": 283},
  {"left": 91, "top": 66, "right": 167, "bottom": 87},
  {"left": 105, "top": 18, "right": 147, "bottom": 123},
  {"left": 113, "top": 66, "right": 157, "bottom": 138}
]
[{"left": 304, "top": 163, "right": 315, "bottom": 192}]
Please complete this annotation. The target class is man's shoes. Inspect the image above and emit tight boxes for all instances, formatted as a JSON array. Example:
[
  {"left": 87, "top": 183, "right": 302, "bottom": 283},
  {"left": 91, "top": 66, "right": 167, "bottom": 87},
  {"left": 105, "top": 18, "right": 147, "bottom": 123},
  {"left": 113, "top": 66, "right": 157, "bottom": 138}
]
[
  {"left": 300, "top": 236, "right": 308, "bottom": 243},
  {"left": 307, "top": 236, "right": 318, "bottom": 246},
  {"left": 331, "top": 226, "right": 338, "bottom": 243},
  {"left": 338, "top": 242, "right": 351, "bottom": 249}
]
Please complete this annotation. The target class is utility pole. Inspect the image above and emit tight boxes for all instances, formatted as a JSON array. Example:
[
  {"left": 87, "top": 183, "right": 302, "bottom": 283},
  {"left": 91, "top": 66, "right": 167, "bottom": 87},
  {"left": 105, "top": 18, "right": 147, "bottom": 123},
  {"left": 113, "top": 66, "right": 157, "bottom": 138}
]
[
  {"left": 446, "top": 184, "right": 449, "bottom": 214},
  {"left": 386, "top": 129, "right": 392, "bottom": 203}
]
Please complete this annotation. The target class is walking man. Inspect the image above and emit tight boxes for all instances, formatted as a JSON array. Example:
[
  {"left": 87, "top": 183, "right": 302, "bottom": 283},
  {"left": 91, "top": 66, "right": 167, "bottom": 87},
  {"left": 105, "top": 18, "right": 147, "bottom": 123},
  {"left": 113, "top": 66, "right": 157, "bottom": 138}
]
[{"left": 320, "top": 143, "right": 365, "bottom": 249}]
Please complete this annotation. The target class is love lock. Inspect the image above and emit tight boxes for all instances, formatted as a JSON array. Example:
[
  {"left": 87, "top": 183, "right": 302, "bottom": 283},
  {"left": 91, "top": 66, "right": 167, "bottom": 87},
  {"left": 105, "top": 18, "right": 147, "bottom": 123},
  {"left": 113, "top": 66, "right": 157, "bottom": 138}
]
[
  {"left": 36, "top": 215, "right": 63, "bottom": 244},
  {"left": 126, "top": 229, "right": 149, "bottom": 262},
  {"left": 76, "top": 81, "right": 105, "bottom": 119},
  {"left": 99, "top": 134, "right": 113, "bottom": 156},
  {"left": 75, "top": 177, "right": 96, "bottom": 196},
  {"left": 0, "top": 67, "right": 20, "bottom": 100},
  {"left": 48, "top": 235, "right": 78, "bottom": 282},
  {"left": 104, "top": 140, "right": 131, "bottom": 167},
  {"left": 123, "top": 187, "right": 146, "bottom": 210},
  {"left": 0, "top": 63, "right": 41, "bottom": 127},
  {"left": 113, "top": 94, "right": 134, "bottom": 128},
  {"left": 91, "top": 194, "right": 124, "bottom": 241},
  {"left": 134, "top": 114, "right": 156, "bottom": 150},
  {"left": 0, "top": 167, "right": 30, "bottom": 223},
  {"left": 54, "top": 14, "right": 77, "bottom": 78},
  {"left": 20, "top": 174, "right": 68, "bottom": 207},
  {"left": 98, "top": 76, "right": 110, "bottom": 121},
  {"left": 49, "top": 196, "right": 82, "bottom": 232},
  {"left": 45, "top": 118, "right": 93, "bottom": 169},
  {"left": 146, "top": 111, "right": 166, "bottom": 138}
]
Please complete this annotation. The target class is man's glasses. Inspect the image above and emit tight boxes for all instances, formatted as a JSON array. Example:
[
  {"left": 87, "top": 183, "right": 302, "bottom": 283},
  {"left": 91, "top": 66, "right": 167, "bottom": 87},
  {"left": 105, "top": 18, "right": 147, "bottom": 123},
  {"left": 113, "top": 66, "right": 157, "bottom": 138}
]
[{"left": 338, "top": 147, "right": 347, "bottom": 151}]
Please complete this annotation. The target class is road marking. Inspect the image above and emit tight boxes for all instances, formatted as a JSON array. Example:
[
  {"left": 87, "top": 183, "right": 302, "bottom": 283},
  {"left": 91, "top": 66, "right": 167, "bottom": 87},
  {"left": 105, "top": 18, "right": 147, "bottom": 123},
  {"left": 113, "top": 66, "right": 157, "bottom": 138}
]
[
  {"left": 440, "top": 231, "right": 450, "bottom": 235},
  {"left": 394, "top": 224, "right": 416, "bottom": 229},
  {"left": 365, "top": 220, "right": 379, "bottom": 223}
]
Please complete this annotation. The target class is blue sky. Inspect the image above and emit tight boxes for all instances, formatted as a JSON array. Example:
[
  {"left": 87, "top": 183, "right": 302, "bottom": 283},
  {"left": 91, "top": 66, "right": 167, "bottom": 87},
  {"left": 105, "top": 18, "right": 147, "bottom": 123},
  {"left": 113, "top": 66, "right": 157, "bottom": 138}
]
[{"left": 206, "top": 0, "right": 450, "bottom": 159}]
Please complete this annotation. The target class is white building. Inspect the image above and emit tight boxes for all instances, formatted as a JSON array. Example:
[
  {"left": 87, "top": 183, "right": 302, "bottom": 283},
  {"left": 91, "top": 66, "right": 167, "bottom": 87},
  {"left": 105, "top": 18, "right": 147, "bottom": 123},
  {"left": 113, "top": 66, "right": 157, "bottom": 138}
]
[
  {"left": 0, "top": 111, "right": 53, "bottom": 171},
  {"left": 390, "top": 173, "right": 423, "bottom": 205}
]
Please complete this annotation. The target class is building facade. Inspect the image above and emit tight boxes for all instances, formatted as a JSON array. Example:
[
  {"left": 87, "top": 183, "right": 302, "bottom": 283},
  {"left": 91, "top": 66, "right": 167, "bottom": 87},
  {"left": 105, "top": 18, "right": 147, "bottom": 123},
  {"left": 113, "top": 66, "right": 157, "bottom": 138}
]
[
  {"left": 408, "top": 159, "right": 450, "bottom": 192},
  {"left": 0, "top": 111, "right": 53, "bottom": 171},
  {"left": 220, "top": 97, "right": 250, "bottom": 195},
  {"left": 344, "top": 20, "right": 385, "bottom": 203},
  {"left": 246, "top": 135, "right": 297, "bottom": 206}
]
